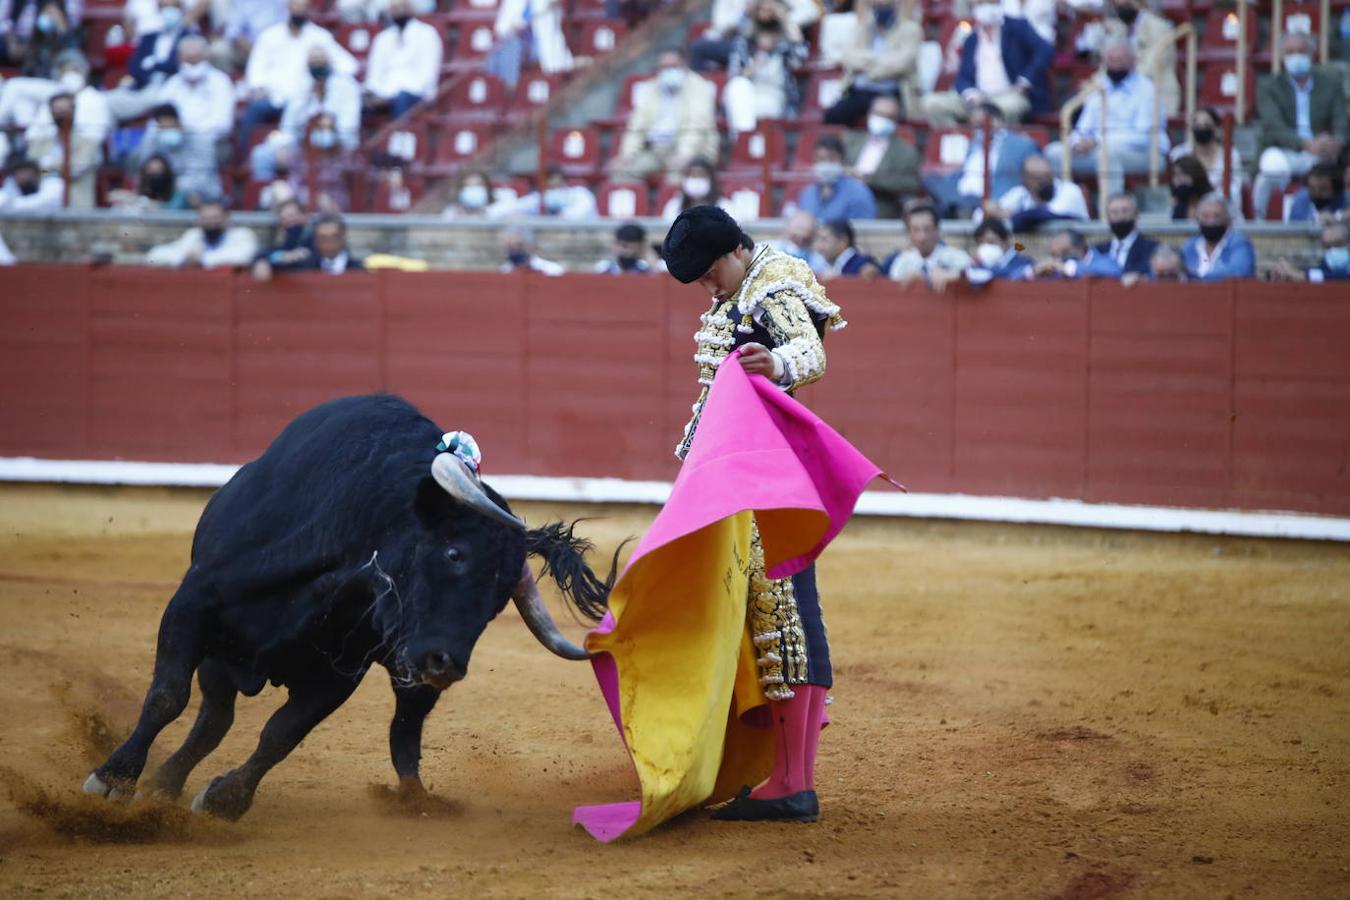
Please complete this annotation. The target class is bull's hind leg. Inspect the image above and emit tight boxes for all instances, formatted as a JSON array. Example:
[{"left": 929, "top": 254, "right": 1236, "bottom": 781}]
[
  {"left": 192, "top": 673, "right": 359, "bottom": 821},
  {"left": 84, "top": 587, "right": 205, "bottom": 799},
  {"left": 142, "top": 658, "right": 238, "bottom": 800}
]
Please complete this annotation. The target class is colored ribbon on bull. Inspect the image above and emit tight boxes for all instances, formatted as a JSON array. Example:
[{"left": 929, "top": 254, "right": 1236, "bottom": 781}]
[{"left": 572, "top": 349, "right": 898, "bottom": 842}]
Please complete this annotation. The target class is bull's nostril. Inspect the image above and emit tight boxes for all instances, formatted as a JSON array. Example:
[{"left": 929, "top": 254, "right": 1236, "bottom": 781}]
[{"left": 424, "top": 651, "right": 451, "bottom": 675}]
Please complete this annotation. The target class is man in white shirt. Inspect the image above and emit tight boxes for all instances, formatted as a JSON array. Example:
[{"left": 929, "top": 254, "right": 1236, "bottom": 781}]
[
  {"left": 1044, "top": 38, "right": 1167, "bottom": 196},
  {"left": 158, "top": 35, "right": 234, "bottom": 140},
  {"left": 238, "top": 0, "right": 357, "bottom": 153},
  {"left": 978, "top": 153, "right": 1089, "bottom": 231},
  {"left": 884, "top": 204, "right": 971, "bottom": 290},
  {"left": 105, "top": 0, "right": 194, "bottom": 120},
  {"left": 145, "top": 198, "right": 259, "bottom": 268},
  {"left": 281, "top": 45, "right": 362, "bottom": 149},
  {"left": 363, "top": 0, "right": 442, "bottom": 119},
  {"left": 0, "top": 156, "right": 65, "bottom": 212}
]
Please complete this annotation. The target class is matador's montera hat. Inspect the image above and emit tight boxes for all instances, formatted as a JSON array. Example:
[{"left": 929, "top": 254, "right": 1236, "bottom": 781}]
[{"left": 662, "top": 206, "right": 745, "bottom": 284}]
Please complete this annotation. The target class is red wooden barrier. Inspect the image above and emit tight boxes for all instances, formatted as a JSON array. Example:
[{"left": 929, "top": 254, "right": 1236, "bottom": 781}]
[{"left": 3, "top": 266, "right": 1348, "bottom": 516}]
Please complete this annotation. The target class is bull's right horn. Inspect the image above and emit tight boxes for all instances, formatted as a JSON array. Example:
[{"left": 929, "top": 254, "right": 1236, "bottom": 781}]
[
  {"left": 431, "top": 453, "right": 525, "bottom": 531},
  {"left": 512, "top": 561, "right": 591, "bottom": 660}
]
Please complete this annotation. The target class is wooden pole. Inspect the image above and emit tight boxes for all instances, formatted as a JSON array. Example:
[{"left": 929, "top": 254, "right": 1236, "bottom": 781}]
[
  {"left": 1273, "top": 0, "right": 1284, "bottom": 74},
  {"left": 1235, "top": 1, "right": 1248, "bottom": 124}
]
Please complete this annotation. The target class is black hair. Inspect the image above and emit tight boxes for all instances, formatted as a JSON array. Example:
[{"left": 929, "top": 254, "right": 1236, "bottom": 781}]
[
  {"left": 974, "top": 218, "right": 1009, "bottom": 242},
  {"left": 150, "top": 103, "right": 181, "bottom": 122},
  {"left": 7, "top": 155, "right": 39, "bottom": 174},
  {"left": 904, "top": 204, "right": 938, "bottom": 228},
  {"left": 822, "top": 218, "right": 854, "bottom": 245},
  {"left": 313, "top": 212, "right": 346, "bottom": 234},
  {"left": 740, "top": 232, "right": 755, "bottom": 251},
  {"left": 139, "top": 153, "right": 177, "bottom": 201},
  {"left": 814, "top": 134, "right": 845, "bottom": 158},
  {"left": 1308, "top": 162, "right": 1343, "bottom": 191},
  {"left": 615, "top": 222, "right": 646, "bottom": 242}
]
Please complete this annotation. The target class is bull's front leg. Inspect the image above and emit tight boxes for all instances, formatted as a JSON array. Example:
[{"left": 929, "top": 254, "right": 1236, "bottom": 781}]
[
  {"left": 389, "top": 680, "right": 442, "bottom": 807},
  {"left": 192, "top": 673, "right": 359, "bottom": 821}
]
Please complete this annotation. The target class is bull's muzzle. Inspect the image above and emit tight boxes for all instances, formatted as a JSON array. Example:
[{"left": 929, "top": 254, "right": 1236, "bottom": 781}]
[{"left": 414, "top": 649, "right": 466, "bottom": 689}]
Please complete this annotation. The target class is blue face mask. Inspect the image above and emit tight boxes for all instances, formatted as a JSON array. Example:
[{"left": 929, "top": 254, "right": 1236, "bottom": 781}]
[
  {"left": 157, "top": 128, "right": 184, "bottom": 148},
  {"left": 1284, "top": 53, "right": 1312, "bottom": 78},
  {"left": 35, "top": 12, "right": 56, "bottom": 32},
  {"left": 543, "top": 187, "right": 569, "bottom": 214},
  {"left": 1325, "top": 246, "right": 1350, "bottom": 270},
  {"left": 309, "top": 128, "right": 337, "bottom": 149}
]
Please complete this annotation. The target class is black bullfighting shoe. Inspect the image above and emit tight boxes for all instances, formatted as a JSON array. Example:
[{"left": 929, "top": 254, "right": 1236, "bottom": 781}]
[{"left": 709, "top": 786, "right": 819, "bottom": 823}]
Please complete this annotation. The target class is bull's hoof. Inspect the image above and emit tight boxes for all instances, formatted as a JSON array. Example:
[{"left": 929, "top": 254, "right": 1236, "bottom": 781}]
[
  {"left": 191, "top": 775, "right": 252, "bottom": 821},
  {"left": 83, "top": 771, "right": 132, "bottom": 802}
]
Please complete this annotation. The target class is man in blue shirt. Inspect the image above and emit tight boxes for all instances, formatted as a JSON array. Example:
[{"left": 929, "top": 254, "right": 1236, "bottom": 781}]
[
  {"left": 1182, "top": 194, "right": 1255, "bottom": 281},
  {"left": 1272, "top": 221, "right": 1350, "bottom": 283},
  {"left": 965, "top": 217, "right": 1034, "bottom": 284},
  {"left": 794, "top": 134, "right": 877, "bottom": 221},
  {"left": 1284, "top": 163, "right": 1347, "bottom": 225},
  {"left": 1034, "top": 228, "right": 1122, "bottom": 280}
]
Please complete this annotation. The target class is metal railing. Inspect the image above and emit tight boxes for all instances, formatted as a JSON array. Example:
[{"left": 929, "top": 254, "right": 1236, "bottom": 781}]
[
  {"left": 1060, "top": 81, "right": 1109, "bottom": 223},
  {"left": 1151, "top": 22, "right": 1196, "bottom": 190}
]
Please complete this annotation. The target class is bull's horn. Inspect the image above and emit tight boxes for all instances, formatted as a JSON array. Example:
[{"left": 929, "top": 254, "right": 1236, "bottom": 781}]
[
  {"left": 431, "top": 453, "right": 525, "bottom": 531},
  {"left": 512, "top": 561, "right": 590, "bottom": 660}
]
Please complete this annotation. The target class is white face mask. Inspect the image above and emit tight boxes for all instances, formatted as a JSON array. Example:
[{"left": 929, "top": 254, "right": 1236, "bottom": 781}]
[
  {"left": 973, "top": 3, "right": 1004, "bottom": 27},
  {"left": 975, "top": 243, "right": 1004, "bottom": 267},
  {"left": 867, "top": 115, "right": 896, "bottom": 137},
  {"left": 682, "top": 176, "right": 711, "bottom": 199},
  {"left": 658, "top": 66, "right": 687, "bottom": 92},
  {"left": 459, "top": 183, "right": 489, "bottom": 209},
  {"left": 58, "top": 71, "right": 85, "bottom": 92},
  {"left": 180, "top": 60, "right": 210, "bottom": 81},
  {"left": 813, "top": 160, "right": 845, "bottom": 184}
]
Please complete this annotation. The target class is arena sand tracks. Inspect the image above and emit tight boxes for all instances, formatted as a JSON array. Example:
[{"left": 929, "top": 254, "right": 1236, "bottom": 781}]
[{"left": 0, "top": 484, "right": 1347, "bottom": 898}]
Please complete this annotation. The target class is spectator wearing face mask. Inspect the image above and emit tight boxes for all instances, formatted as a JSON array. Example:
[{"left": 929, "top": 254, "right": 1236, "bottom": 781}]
[
  {"left": 0, "top": 154, "right": 64, "bottom": 211},
  {"left": 363, "top": 0, "right": 442, "bottom": 119},
  {"left": 106, "top": 0, "right": 196, "bottom": 120},
  {"left": 722, "top": 0, "right": 808, "bottom": 135},
  {"left": 824, "top": 0, "right": 921, "bottom": 126},
  {"left": 487, "top": 164, "right": 598, "bottom": 218},
  {"left": 814, "top": 218, "right": 880, "bottom": 280},
  {"left": 0, "top": 45, "right": 94, "bottom": 134},
  {"left": 1102, "top": 0, "right": 1178, "bottom": 117},
  {"left": 1271, "top": 221, "right": 1350, "bottom": 283},
  {"left": 661, "top": 158, "right": 736, "bottom": 220},
  {"left": 294, "top": 112, "right": 355, "bottom": 212},
  {"left": 1182, "top": 194, "right": 1254, "bottom": 281},
  {"left": 690, "top": 0, "right": 819, "bottom": 71},
  {"left": 281, "top": 46, "right": 362, "bottom": 152},
  {"left": 0, "top": 0, "right": 83, "bottom": 69},
  {"left": 1168, "top": 155, "right": 1213, "bottom": 222},
  {"left": 23, "top": 91, "right": 100, "bottom": 207},
  {"left": 158, "top": 35, "right": 233, "bottom": 141},
  {"left": 130, "top": 103, "right": 221, "bottom": 201},
  {"left": 501, "top": 225, "right": 564, "bottom": 275},
  {"left": 595, "top": 222, "right": 653, "bottom": 274},
  {"left": 1285, "top": 163, "right": 1347, "bottom": 225},
  {"left": 794, "top": 134, "right": 877, "bottom": 221},
  {"left": 883, "top": 203, "right": 971, "bottom": 291},
  {"left": 110, "top": 153, "right": 190, "bottom": 209},
  {"left": 977, "top": 153, "right": 1088, "bottom": 232},
  {"left": 965, "top": 217, "right": 1034, "bottom": 283},
  {"left": 611, "top": 49, "right": 718, "bottom": 183},
  {"left": 1034, "top": 227, "right": 1121, "bottom": 280},
  {"left": 218, "top": 0, "right": 287, "bottom": 72},
  {"left": 922, "top": 0, "right": 1051, "bottom": 126},
  {"left": 443, "top": 170, "right": 497, "bottom": 218},
  {"left": 239, "top": 0, "right": 357, "bottom": 155},
  {"left": 1252, "top": 32, "right": 1348, "bottom": 219},
  {"left": 145, "top": 197, "right": 259, "bottom": 268},
  {"left": 1167, "top": 107, "right": 1242, "bottom": 205},
  {"left": 842, "top": 93, "right": 919, "bottom": 220},
  {"left": 1095, "top": 192, "right": 1158, "bottom": 276}
]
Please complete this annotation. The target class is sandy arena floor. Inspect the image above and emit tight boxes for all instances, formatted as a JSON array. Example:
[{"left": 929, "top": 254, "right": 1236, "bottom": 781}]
[{"left": 0, "top": 483, "right": 1346, "bottom": 899}]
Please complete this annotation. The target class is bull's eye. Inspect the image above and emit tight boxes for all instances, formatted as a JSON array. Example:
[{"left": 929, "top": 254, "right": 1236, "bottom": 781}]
[{"left": 446, "top": 547, "right": 463, "bottom": 562}]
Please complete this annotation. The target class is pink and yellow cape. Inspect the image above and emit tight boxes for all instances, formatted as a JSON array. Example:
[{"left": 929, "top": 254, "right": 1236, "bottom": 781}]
[{"left": 573, "top": 351, "right": 895, "bottom": 842}]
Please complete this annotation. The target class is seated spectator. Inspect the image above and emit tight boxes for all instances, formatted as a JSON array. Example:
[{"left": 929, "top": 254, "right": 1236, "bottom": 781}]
[
  {"left": 795, "top": 134, "right": 877, "bottom": 220},
  {"left": 281, "top": 46, "right": 362, "bottom": 151},
  {"left": 442, "top": 170, "right": 495, "bottom": 219},
  {"left": 824, "top": 0, "right": 921, "bottom": 125},
  {"left": 770, "top": 208, "right": 828, "bottom": 271},
  {"left": 966, "top": 217, "right": 1034, "bottom": 283},
  {"left": 611, "top": 50, "right": 718, "bottom": 183},
  {"left": 105, "top": 0, "right": 196, "bottom": 121},
  {"left": 979, "top": 154, "right": 1089, "bottom": 232},
  {"left": 248, "top": 128, "right": 301, "bottom": 205},
  {"left": 1285, "top": 163, "right": 1347, "bottom": 225},
  {"left": 1182, "top": 194, "right": 1255, "bottom": 282},
  {"left": 594, "top": 222, "right": 653, "bottom": 274},
  {"left": 145, "top": 197, "right": 259, "bottom": 268},
  {"left": 3, "top": 0, "right": 79, "bottom": 78},
  {"left": 922, "top": 0, "right": 1051, "bottom": 126},
  {"left": 109, "top": 152, "right": 191, "bottom": 209},
  {"left": 883, "top": 204, "right": 971, "bottom": 290},
  {"left": 501, "top": 225, "right": 564, "bottom": 275},
  {"left": 1168, "top": 107, "right": 1242, "bottom": 205},
  {"left": 690, "top": 0, "right": 819, "bottom": 72},
  {"left": 814, "top": 218, "right": 880, "bottom": 279},
  {"left": 844, "top": 93, "right": 919, "bottom": 220},
  {"left": 217, "top": 0, "right": 287, "bottom": 73},
  {"left": 1144, "top": 243, "right": 1185, "bottom": 283},
  {"left": 1095, "top": 192, "right": 1158, "bottom": 275},
  {"left": 489, "top": 164, "right": 598, "bottom": 219},
  {"left": 238, "top": 0, "right": 358, "bottom": 155},
  {"left": 0, "top": 154, "right": 63, "bottom": 211},
  {"left": 1044, "top": 39, "right": 1167, "bottom": 197},
  {"left": 0, "top": 44, "right": 91, "bottom": 133},
  {"left": 1102, "top": 0, "right": 1178, "bottom": 117},
  {"left": 363, "top": 0, "right": 442, "bottom": 120},
  {"left": 1169, "top": 155, "right": 1213, "bottom": 221},
  {"left": 306, "top": 213, "right": 362, "bottom": 273},
  {"left": 1272, "top": 221, "right": 1350, "bottom": 283},
  {"left": 158, "top": 34, "right": 234, "bottom": 143},
  {"left": 1034, "top": 227, "right": 1121, "bottom": 280},
  {"left": 722, "top": 0, "right": 808, "bottom": 134},
  {"left": 250, "top": 197, "right": 312, "bottom": 278},
  {"left": 295, "top": 111, "right": 355, "bottom": 212},
  {"left": 486, "top": 0, "right": 573, "bottom": 89},
  {"left": 924, "top": 101, "right": 1040, "bottom": 219},
  {"left": 660, "top": 157, "right": 737, "bottom": 220},
  {"left": 130, "top": 103, "right": 222, "bottom": 201},
  {"left": 23, "top": 91, "right": 100, "bottom": 208},
  {"left": 1001, "top": 0, "right": 1059, "bottom": 45},
  {"left": 1252, "top": 32, "right": 1348, "bottom": 218}
]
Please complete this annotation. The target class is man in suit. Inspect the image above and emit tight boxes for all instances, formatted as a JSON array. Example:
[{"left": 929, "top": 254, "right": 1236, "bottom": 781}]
[
  {"left": 814, "top": 218, "right": 880, "bottom": 279},
  {"left": 1094, "top": 192, "right": 1158, "bottom": 276},
  {"left": 105, "top": 0, "right": 196, "bottom": 120},
  {"left": 921, "top": 0, "right": 1052, "bottom": 126},
  {"left": 842, "top": 94, "right": 919, "bottom": 219},
  {"left": 611, "top": 48, "right": 718, "bottom": 182},
  {"left": 1183, "top": 194, "right": 1255, "bottom": 281},
  {"left": 1251, "top": 31, "right": 1348, "bottom": 218},
  {"left": 922, "top": 102, "right": 1040, "bottom": 219}
]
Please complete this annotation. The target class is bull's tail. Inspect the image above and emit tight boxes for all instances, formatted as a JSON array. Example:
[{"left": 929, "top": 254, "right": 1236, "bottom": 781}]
[{"left": 524, "top": 522, "right": 625, "bottom": 622}]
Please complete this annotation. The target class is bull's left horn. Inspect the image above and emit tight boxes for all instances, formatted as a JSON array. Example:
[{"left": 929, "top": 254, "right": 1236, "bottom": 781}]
[
  {"left": 512, "top": 562, "right": 591, "bottom": 660},
  {"left": 431, "top": 453, "right": 525, "bottom": 531}
]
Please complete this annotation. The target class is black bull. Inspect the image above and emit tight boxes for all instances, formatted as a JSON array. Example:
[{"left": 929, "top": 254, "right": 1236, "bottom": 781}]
[{"left": 83, "top": 394, "right": 616, "bottom": 820}]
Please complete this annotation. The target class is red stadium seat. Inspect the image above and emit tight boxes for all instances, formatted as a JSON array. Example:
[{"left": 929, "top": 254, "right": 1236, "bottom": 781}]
[
  {"left": 432, "top": 122, "right": 493, "bottom": 168},
  {"left": 382, "top": 120, "right": 434, "bottom": 163},
  {"left": 595, "top": 180, "right": 651, "bottom": 218},
  {"left": 719, "top": 172, "right": 771, "bottom": 219},
  {"left": 724, "top": 124, "right": 788, "bottom": 173},
  {"left": 1198, "top": 7, "right": 1257, "bottom": 61},
  {"left": 334, "top": 22, "right": 377, "bottom": 60},
  {"left": 612, "top": 72, "right": 648, "bottom": 116},
  {"left": 437, "top": 72, "right": 507, "bottom": 120},
  {"left": 447, "top": 22, "right": 496, "bottom": 68},
  {"left": 1198, "top": 65, "right": 1256, "bottom": 120},
  {"left": 799, "top": 68, "right": 846, "bottom": 118},
  {"left": 367, "top": 169, "right": 426, "bottom": 213},
  {"left": 921, "top": 127, "right": 973, "bottom": 177},
  {"left": 544, "top": 126, "right": 602, "bottom": 176},
  {"left": 447, "top": 0, "right": 498, "bottom": 22},
  {"left": 508, "top": 71, "right": 568, "bottom": 120},
  {"left": 791, "top": 125, "right": 847, "bottom": 169},
  {"left": 573, "top": 20, "right": 628, "bottom": 57}
]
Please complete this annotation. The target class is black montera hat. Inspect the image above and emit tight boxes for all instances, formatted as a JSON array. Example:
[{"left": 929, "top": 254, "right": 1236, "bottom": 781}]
[{"left": 661, "top": 205, "right": 744, "bottom": 284}]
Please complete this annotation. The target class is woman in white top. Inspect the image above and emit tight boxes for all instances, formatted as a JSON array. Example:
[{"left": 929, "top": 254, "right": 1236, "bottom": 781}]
[
  {"left": 1168, "top": 107, "right": 1243, "bottom": 206},
  {"left": 660, "top": 157, "right": 739, "bottom": 220}
]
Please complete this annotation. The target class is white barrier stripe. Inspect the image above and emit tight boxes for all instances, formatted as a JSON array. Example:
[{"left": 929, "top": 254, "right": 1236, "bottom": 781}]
[{"left": 1, "top": 457, "right": 1346, "bottom": 542}]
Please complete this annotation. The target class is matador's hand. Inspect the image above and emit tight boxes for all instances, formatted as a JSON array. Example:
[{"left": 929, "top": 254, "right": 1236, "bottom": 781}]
[{"left": 738, "top": 343, "right": 778, "bottom": 377}]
